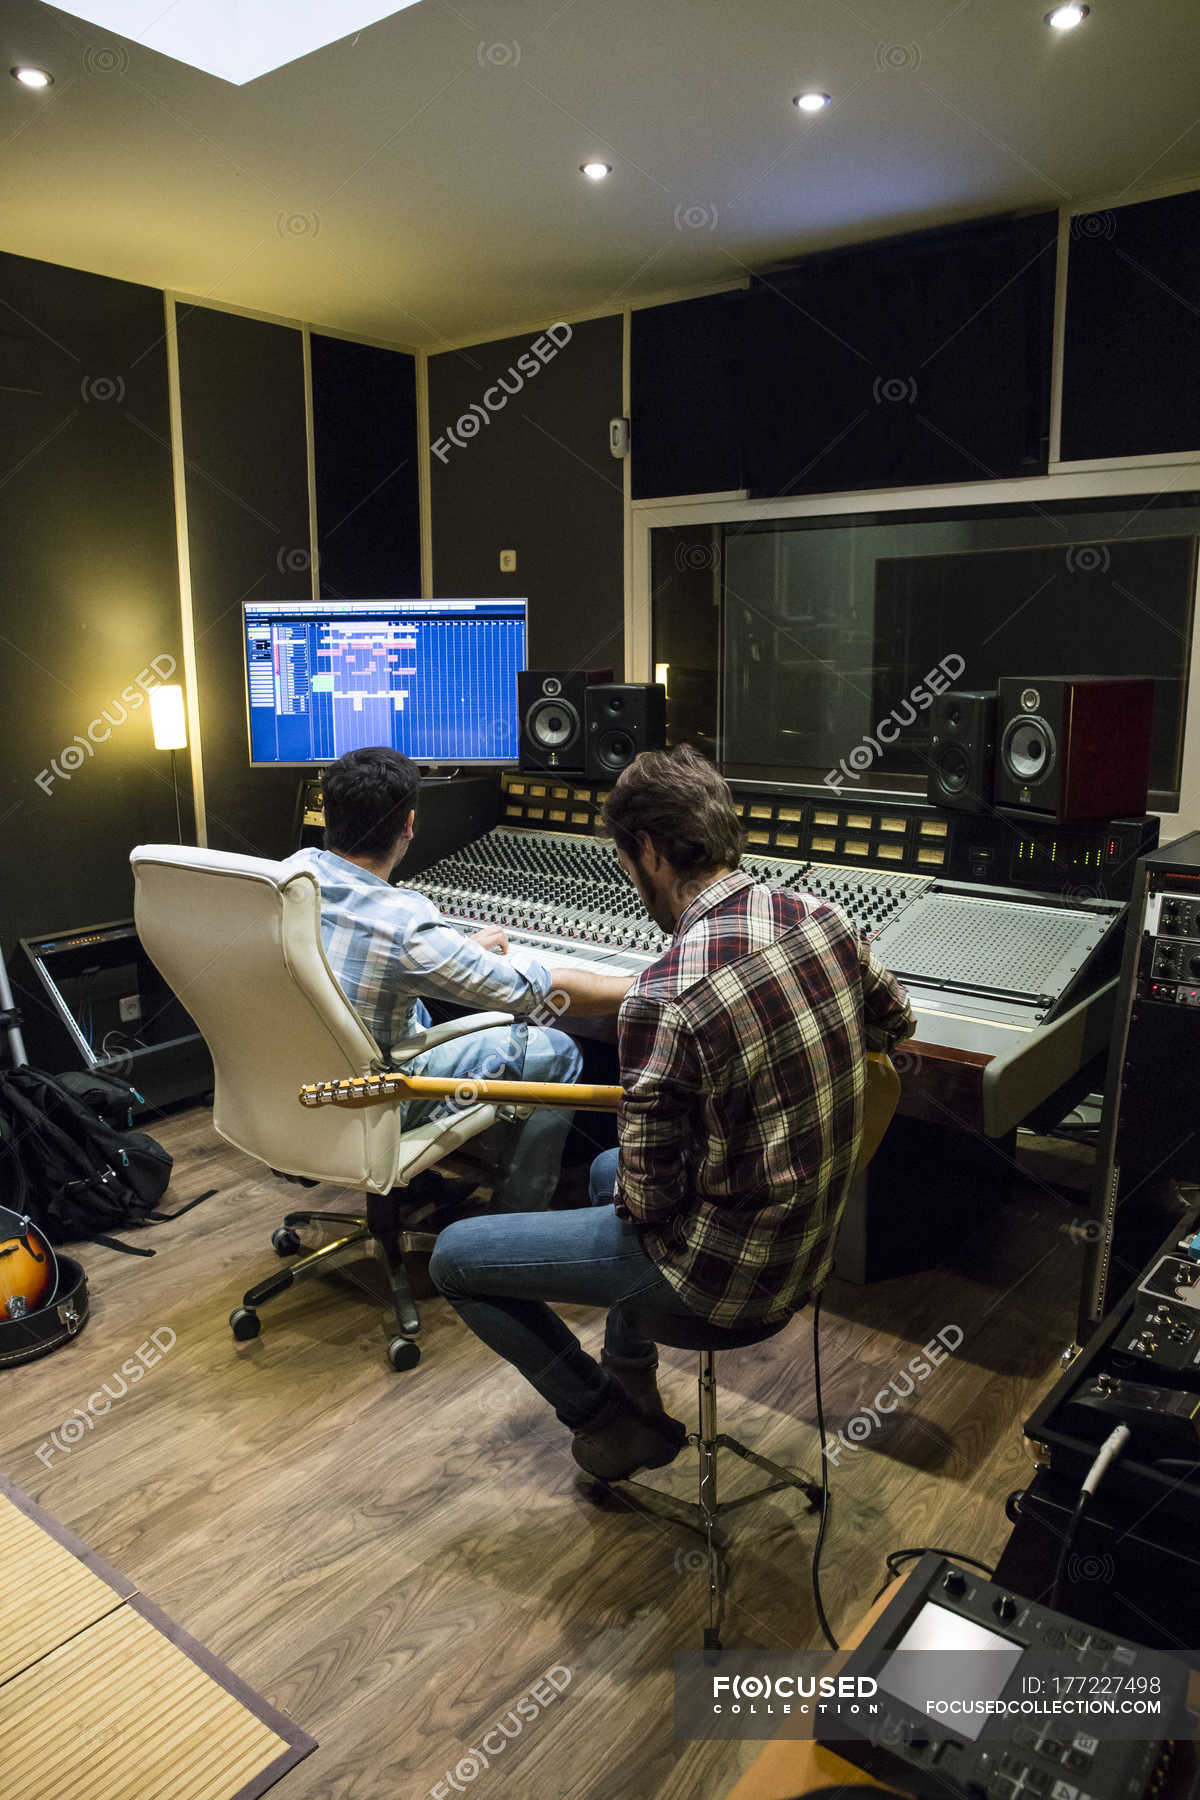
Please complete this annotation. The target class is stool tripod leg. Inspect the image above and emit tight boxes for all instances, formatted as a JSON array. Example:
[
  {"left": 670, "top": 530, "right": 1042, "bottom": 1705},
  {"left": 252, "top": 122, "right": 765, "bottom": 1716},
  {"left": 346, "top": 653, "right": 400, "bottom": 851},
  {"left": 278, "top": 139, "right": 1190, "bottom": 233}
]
[{"left": 698, "top": 1351, "right": 723, "bottom": 1661}]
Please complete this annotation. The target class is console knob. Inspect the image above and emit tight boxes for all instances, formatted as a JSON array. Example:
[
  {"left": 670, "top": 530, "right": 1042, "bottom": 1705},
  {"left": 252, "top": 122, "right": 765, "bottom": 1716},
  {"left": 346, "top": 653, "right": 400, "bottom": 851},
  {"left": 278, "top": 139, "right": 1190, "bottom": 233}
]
[
  {"left": 943, "top": 1568, "right": 967, "bottom": 1596},
  {"left": 994, "top": 1595, "right": 1018, "bottom": 1622}
]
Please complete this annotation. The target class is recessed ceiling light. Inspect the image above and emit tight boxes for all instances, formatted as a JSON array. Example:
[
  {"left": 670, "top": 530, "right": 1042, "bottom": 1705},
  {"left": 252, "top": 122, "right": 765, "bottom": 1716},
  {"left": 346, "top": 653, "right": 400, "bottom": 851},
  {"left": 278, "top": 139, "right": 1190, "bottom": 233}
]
[
  {"left": 793, "top": 91, "right": 832, "bottom": 113},
  {"left": 11, "top": 66, "right": 54, "bottom": 88},
  {"left": 580, "top": 161, "right": 612, "bottom": 180},
  {"left": 1044, "top": 4, "right": 1089, "bottom": 28}
]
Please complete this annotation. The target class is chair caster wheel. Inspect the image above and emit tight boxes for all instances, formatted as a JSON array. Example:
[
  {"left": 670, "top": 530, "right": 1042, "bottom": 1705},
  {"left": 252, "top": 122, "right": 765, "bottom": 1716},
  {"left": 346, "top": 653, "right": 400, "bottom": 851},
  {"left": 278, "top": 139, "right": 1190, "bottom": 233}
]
[
  {"left": 272, "top": 1226, "right": 302, "bottom": 1257},
  {"left": 387, "top": 1336, "right": 421, "bottom": 1371},
  {"left": 229, "top": 1307, "right": 261, "bottom": 1341},
  {"left": 703, "top": 1629, "right": 722, "bottom": 1665}
]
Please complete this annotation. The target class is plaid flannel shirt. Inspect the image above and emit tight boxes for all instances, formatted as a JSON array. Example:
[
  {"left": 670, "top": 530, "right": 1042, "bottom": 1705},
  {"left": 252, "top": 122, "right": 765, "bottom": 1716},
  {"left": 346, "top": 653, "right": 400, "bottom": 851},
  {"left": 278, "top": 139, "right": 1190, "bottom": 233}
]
[{"left": 615, "top": 870, "right": 914, "bottom": 1326}]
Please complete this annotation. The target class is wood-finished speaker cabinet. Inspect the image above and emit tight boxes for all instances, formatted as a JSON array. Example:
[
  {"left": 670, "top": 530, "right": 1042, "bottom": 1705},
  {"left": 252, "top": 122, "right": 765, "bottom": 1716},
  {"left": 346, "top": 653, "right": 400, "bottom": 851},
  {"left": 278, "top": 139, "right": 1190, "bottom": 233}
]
[{"left": 995, "top": 675, "right": 1154, "bottom": 821}]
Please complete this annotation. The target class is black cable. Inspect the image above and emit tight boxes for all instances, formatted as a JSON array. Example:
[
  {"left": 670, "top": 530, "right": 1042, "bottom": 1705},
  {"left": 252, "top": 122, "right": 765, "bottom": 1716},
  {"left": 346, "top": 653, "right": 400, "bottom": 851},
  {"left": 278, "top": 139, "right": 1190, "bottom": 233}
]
[
  {"left": 810, "top": 1292, "right": 838, "bottom": 1651},
  {"left": 1049, "top": 1491, "right": 1090, "bottom": 1614},
  {"left": 76, "top": 966, "right": 99, "bottom": 1049},
  {"left": 872, "top": 1548, "right": 996, "bottom": 1605},
  {"left": 887, "top": 1547, "right": 995, "bottom": 1578},
  {"left": 1049, "top": 1423, "right": 1131, "bottom": 1612}
]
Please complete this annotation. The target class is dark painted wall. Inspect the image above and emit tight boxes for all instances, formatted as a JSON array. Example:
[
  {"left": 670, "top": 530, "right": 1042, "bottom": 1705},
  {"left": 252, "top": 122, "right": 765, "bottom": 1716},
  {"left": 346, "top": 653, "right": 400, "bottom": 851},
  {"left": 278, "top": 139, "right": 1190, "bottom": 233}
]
[
  {"left": 0, "top": 251, "right": 188, "bottom": 968},
  {"left": 428, "top": 315, "right": 624, "bottom": 674},
  {"left": 175, "top": 304, "right": 310, "bottom": 859},
  {"left": 312, "top": 333, "right": 420, "bottom": 599}
]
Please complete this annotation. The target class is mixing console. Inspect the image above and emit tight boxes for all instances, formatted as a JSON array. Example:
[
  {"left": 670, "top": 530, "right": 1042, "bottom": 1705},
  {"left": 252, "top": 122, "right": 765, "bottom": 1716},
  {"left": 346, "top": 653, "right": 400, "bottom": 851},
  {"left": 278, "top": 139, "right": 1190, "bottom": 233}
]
[
  {"left": 409, "top": 827, "right": 932, "bottom": 974},
  {"left": 408, "top": 822, "right": 1130, "bottom": 1140}
]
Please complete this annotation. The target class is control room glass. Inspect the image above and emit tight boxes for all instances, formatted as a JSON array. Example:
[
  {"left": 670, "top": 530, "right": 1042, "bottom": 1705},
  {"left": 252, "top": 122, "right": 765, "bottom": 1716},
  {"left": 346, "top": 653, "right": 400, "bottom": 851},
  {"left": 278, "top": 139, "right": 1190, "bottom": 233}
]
[{"left": 650, "top": 496, "right": 1199, "bottom": 808}]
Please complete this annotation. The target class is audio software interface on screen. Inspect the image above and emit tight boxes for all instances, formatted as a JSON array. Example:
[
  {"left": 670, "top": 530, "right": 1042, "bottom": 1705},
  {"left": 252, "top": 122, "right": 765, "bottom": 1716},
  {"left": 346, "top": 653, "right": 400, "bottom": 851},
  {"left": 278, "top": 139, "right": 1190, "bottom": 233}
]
[{"left": 243, "top": 597, "right": 527, "bottom": 766}]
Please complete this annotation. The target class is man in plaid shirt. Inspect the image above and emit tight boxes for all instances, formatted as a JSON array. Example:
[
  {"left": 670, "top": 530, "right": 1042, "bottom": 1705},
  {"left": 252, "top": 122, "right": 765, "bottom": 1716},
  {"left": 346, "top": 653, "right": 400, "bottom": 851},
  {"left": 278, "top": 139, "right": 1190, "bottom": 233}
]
[{"left": 432, "top": 745, "right": 913, "bottom": 1480}]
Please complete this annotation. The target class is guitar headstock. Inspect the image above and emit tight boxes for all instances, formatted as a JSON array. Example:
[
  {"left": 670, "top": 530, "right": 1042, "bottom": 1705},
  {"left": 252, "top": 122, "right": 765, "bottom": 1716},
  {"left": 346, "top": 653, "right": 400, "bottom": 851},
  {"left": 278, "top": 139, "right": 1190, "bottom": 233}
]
[{"left": 298, "top": 1073, "right": 407, "bottom": 1108}]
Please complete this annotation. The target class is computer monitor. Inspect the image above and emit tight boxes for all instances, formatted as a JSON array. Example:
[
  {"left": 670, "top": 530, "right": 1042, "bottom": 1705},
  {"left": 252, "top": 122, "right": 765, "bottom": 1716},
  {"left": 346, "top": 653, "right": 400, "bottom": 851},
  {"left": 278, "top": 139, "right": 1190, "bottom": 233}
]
[{"left": 242, "top": 597, "right": 527, "bottom": 766}]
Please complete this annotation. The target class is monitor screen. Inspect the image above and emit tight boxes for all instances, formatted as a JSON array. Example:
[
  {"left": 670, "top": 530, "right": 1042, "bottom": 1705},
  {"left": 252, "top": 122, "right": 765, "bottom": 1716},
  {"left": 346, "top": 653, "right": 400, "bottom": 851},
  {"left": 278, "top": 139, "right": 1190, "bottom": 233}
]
[
  {"left": 243, "top": 597, "right": 527, "bottom": 766},
  {"left": 875, "top": 1601, "right": 1025, "bottom": 1742}
]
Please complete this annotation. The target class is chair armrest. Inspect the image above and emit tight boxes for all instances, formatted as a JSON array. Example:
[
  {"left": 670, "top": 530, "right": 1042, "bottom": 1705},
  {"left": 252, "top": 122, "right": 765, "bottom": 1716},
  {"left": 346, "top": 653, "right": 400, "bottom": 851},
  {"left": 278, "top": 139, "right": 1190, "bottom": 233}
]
[{"left": 391, "top": 1011, "right": 515, "bottom": 1064}]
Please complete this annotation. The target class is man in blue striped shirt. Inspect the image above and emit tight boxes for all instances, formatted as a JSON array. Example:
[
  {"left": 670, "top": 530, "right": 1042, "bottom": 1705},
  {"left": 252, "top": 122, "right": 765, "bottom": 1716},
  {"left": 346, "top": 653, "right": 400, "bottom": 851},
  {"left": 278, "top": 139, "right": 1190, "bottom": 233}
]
[{"left": 283, "top": 747, "right": 629, "bottom": 1209}]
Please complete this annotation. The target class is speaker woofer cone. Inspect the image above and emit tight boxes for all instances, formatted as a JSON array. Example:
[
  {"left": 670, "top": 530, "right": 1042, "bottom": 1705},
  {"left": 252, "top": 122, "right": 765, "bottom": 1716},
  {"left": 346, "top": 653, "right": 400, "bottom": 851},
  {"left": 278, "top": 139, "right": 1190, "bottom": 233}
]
[
  {"left": 935, "top": 744, "right": 971, "bottom": 795},
  {"left": 526, "top": 697, "right": 580, "bottom": 749},
  {"left": 1001, "top": 714, "right": 1057, "bottom": 786},
  {"left": 596, "top": 728, "right": 636, "bottom": 771}
]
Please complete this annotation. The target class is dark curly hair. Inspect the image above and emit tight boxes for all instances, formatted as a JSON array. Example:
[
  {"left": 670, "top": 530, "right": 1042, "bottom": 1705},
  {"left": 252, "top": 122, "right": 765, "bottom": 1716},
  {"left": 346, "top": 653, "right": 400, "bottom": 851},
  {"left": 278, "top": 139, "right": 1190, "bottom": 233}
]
[{"left": 323, "top": 746, "right": 420, "bottom": 860}]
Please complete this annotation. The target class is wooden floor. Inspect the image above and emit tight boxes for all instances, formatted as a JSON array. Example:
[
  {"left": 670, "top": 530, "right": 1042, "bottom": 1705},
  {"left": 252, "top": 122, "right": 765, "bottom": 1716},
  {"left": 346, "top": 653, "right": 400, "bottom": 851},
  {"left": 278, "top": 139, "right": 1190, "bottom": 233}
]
[{"left": 1, "top": 1108, "right": 1092, "bottom": 1800}]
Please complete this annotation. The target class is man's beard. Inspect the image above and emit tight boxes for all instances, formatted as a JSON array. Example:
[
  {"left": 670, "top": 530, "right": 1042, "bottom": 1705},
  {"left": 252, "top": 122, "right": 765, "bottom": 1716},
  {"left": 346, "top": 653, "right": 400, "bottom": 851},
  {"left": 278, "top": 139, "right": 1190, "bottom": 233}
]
[{"left": 629, "top": 855, "right": 675, "bottom": 935}]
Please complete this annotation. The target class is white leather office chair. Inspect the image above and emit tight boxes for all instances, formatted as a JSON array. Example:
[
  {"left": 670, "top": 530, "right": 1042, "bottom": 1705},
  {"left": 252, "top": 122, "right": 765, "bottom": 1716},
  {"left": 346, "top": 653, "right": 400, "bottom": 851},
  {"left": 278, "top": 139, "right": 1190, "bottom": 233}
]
[{"left": 131, "top": 844, "right": 513, "bottom": 1369}]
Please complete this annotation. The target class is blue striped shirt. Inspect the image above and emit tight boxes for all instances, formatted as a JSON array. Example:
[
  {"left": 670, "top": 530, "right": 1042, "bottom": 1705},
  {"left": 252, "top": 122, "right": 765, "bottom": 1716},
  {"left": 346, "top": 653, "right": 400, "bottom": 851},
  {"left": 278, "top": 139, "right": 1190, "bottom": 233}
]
[{"left": 282, "top": 848, "right": 553, "bottom": 1058}]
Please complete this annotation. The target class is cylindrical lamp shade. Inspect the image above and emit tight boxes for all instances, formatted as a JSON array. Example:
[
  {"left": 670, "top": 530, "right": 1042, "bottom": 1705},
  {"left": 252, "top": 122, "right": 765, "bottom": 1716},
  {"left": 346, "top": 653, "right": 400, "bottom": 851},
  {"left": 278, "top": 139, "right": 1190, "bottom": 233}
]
[{"left": 149, "top": 683, "right": 188, "bottom": 751}]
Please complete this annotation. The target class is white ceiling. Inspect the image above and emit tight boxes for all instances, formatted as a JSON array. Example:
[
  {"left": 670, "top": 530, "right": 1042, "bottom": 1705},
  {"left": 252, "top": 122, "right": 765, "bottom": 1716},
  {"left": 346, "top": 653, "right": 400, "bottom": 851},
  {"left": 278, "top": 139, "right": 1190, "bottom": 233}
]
[{"left": 2, "top": 0, "right": 1198, "bottom": 350}]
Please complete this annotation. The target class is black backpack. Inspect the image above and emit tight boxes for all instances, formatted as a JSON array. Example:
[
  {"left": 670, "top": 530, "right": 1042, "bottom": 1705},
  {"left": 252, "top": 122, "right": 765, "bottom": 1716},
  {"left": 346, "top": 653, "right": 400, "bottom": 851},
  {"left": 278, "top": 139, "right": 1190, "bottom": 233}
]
[{"left": 0, "top": 1066, "right": 173, "bottom": 1255}]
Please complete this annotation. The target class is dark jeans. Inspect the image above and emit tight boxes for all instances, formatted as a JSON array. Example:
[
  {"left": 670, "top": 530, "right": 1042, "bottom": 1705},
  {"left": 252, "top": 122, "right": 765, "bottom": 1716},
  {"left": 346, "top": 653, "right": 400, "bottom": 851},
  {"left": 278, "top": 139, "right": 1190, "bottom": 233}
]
[
  {"left": 428, "top": 1146, "right": 703, "bottom": 1426},
  {"left": 404, "top": 1023, "right": 582, "bottom": 1211}
]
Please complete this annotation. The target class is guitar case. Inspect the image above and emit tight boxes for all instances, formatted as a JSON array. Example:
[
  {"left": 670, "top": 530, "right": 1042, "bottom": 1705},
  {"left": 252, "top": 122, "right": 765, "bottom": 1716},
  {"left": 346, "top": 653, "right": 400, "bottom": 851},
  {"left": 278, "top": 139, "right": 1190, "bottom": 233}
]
[{"left": 0, "top": 1256, "right": 89, "bottom": 1368}]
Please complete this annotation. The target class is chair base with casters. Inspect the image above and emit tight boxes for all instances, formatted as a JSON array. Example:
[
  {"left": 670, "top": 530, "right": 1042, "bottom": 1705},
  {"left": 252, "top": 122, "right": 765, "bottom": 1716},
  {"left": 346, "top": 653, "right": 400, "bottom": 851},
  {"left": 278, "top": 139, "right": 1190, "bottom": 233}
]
[
  {"left": 229, "top": 1192, "right": 441, "bottom": 1372},
  {"left": 597, "top": 1303, "right": 824, "bottom": 1662}
]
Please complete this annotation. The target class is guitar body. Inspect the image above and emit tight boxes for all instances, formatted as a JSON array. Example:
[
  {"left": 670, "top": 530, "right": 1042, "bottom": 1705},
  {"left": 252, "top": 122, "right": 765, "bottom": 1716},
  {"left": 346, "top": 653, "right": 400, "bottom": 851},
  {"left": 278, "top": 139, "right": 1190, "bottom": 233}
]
[{"left": 0, "top": 1207, "right": 57, "bottom": 1321}]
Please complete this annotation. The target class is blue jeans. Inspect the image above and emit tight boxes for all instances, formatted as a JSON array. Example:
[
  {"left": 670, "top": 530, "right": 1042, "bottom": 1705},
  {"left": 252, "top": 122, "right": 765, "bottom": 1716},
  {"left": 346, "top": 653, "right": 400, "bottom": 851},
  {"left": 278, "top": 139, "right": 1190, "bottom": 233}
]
[
  {"left": 429, "top": 1146, "right": 704, "bottom": 1426},
  {"left": 405, "top": 1023, "right": 582, "bottom": 1211}
]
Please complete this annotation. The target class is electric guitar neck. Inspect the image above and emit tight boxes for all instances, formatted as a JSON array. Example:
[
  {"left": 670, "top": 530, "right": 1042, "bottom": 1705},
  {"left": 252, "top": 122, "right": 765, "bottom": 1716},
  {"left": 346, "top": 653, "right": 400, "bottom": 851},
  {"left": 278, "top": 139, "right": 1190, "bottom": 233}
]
[{"left": 299, "top": 1072, "right": 622, "bottom": 1112}]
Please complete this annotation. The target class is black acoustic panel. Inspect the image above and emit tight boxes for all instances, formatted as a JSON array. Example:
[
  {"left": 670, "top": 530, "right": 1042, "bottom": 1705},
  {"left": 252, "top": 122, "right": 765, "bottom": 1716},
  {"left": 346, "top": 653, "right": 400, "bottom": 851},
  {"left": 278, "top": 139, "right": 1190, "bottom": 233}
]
[
  {"left": 631, "top": 290, "right": 747, "bottom": 499},
  {"left": 743, "top": 212, "right": 1057, "bottom": 497},
  {"left": 1061, "top": 189, "right": 1200, "bottom": 461},
  {"left": 176, "top": 305, "right": 309, "bottom": 857},
  {"left": 428, "top": 314, "right": 623, "bottom": 673},
  {"left": 0, "top": 251, "right": 187, "bottom": 966},
  {"left": 311, "top": 333, "right": 419, "bottom": 599}
]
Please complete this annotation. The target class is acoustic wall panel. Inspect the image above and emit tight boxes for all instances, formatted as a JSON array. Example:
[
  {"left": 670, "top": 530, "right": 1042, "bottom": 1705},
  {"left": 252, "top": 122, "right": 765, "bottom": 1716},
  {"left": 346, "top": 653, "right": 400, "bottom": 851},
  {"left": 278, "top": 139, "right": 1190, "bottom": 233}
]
[
  {"left": 1061, "top": 189, "right": 1200, "bottom": 462},
  {"left": 428, "top": 315, "right": 624, "bottom": 675},
  {"left": 631, "top": 290, "right": 747, "bottom": 499},
  {"left": 311, "top": 333, "right": 420, "bottom": 599},
  {"left": 0, "top": 251, "right": 186, "bottom": 957},
  {"left": 741, "top": 212, "right": 1057, "bottom": 497},
  {"left": 175, "top": 304, "right": 310, "bottom": 857}
]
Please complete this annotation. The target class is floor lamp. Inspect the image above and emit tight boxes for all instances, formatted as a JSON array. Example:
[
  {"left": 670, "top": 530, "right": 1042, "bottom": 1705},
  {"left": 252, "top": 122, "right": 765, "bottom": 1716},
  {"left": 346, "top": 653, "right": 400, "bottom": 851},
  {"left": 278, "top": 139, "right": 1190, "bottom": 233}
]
[{"left": 149, "top": 684, "right": 188, "bottom": 842}]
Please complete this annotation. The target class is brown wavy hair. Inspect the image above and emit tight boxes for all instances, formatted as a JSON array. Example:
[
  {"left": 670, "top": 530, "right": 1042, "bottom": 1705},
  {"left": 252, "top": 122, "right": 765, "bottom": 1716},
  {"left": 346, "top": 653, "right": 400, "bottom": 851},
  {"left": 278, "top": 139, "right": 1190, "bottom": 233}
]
[{"left": 602, "top": 743, "right": 743, "bottom": 876}]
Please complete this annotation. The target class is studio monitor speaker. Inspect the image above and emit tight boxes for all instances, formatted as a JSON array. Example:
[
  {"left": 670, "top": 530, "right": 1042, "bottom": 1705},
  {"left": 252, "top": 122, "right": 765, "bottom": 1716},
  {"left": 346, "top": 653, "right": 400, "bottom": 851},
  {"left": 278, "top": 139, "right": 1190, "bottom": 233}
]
[
  {"left": 995, "top": 675, "right": 1154, "bottom": 821},
  {"left": 518, "top": 669, "right": 612, "bottom": 772},
  {"left": 584, "top": 683, "right": 667, "bottom": 780},
  {"left": 927, "top": 690, "right": 996, "bottom": 813}
]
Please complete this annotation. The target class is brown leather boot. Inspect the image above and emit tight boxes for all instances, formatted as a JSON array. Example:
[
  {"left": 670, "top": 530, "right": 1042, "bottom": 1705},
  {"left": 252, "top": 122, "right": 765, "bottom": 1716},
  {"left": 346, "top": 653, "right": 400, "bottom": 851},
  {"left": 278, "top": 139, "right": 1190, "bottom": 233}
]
[
  {"left": 571, "top": 1389, "right": 687, "bottom": 1481},
  {"left": 601, "top": 1347, "right": 672, "bottom": 1419}
]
